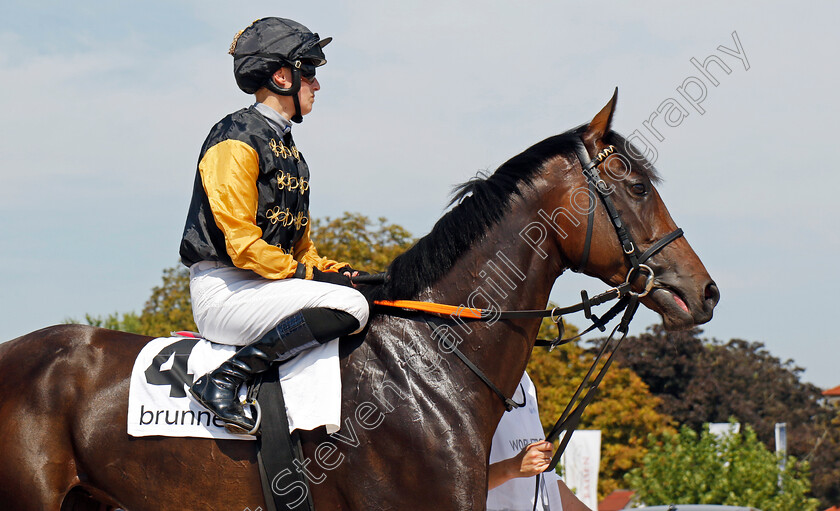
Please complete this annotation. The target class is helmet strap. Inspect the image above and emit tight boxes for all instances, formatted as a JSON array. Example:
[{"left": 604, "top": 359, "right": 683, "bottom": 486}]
[
  {"left": 265, "top": 65, "right": 304, "bottom": 124},
  {"left": 291, "top": 95, "right": 303, "bottom": 124}
]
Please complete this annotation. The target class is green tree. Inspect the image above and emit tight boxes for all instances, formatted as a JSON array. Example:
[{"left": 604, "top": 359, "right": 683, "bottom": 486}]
[
  {"left": 626, "top": 423, "right": 819, "bottom": 511},
  {"left": 528, "top": 317, "right": 675, "bottom": 497},
  {"left": 603, "top": 325, "right": 840, "bottom": 507}
]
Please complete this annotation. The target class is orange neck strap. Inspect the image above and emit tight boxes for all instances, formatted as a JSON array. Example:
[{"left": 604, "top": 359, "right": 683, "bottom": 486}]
[{"left": 373, "top": 300, "right": 484, "bottom": 319}]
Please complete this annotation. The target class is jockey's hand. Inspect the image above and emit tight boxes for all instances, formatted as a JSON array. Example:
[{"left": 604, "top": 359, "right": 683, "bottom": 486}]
[
  {"left": 340, "top": 266, "right": 369, "bottom": 278},
  {"left": 312, "top": 268, "right": 353, "bottom": 287},
  {"left": 513, "top": 441, "right": 553, "bottom": 478},
  {"left": 341, "top": 266, "right": 369, "bottom": 288}
]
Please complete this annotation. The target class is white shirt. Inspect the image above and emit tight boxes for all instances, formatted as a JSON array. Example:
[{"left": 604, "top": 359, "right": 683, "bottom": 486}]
[{"left": 487, "top": 372, "right": 563, "bottom": 511}]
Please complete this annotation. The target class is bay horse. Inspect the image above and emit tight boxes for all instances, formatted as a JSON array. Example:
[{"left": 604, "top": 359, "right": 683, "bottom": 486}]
[{"left": 0, "top": 91, "right": 718, "bottom": 510}]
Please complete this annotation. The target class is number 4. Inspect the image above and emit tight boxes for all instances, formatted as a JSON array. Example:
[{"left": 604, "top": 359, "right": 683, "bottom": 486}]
[{"left": 144, "top": 338, "right": 200, "bottom": 398}]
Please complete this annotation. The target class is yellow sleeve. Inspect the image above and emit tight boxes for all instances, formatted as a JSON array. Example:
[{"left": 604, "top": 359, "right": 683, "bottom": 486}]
[
  {"left": 293, "top": 221, "right": 347, "bottom": 274},
  {"left": 200, "top": 139, "right": 301, "bottom": 279}
]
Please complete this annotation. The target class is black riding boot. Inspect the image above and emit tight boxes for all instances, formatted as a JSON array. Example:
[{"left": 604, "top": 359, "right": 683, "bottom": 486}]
[{"left": 189, "top": 311, "right": 318, "bottom": 434}]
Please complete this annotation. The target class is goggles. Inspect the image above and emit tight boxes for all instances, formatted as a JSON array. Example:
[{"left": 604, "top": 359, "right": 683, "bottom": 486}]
[{"left": 297, "top": 59, "right": 318, "bottom": 80}]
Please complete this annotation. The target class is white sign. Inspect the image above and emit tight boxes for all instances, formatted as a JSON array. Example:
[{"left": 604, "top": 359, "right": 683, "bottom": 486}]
[
  {"left": 560, "top": 430, "right": 601, "bottom": 511},
  {"left": 709, "top": 422, "right": 740, "bottom": 438},
  {"left": 775, "top": 422, "right": 787, "bottom": 456}
]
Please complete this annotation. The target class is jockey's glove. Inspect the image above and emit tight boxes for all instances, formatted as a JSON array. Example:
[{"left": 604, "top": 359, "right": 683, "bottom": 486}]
[
  {"left": 311, "top": 267, "right": 354, "bottom": 287},
  {"left": 339, "top": 265, "right": 369, "bottom": 277}
]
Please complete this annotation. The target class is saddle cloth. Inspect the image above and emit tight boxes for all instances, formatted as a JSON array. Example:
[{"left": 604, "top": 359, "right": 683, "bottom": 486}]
[{"left": 127, "top": 335, "right": 341, "bottom": 440}]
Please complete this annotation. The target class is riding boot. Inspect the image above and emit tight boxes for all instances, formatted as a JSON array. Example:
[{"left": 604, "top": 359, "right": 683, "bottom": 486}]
[{"left": 189, "top": 312, "right": 318, "bottom": 434}]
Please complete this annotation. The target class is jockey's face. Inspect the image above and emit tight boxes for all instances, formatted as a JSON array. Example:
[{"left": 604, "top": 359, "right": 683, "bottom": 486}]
[
  {"left": 297, "top": 75, "right": 320, "bottom": 117},
  {"left": 270, "top": 66, "right": 320, "bottom": 119}
]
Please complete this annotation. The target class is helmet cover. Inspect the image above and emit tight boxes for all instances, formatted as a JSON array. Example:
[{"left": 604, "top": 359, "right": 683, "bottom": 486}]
[{"left": 231, "top": 17, "right": 331, "bottom": 94}]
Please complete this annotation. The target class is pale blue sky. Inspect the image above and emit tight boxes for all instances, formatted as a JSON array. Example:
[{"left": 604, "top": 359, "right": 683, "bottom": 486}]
[{"left": 1, "top": 1, "right": 837, "bottom": 388}]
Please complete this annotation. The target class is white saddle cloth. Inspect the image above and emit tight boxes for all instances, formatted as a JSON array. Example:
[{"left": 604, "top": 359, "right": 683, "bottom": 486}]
[{"left": 127, "top": 335, "right": 341, "bottom": 440}]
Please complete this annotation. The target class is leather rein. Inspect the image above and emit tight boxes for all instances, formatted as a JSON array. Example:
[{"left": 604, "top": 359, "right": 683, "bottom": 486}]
[{"left": 356, "top": 137, "right": 684, "bottom": 471}]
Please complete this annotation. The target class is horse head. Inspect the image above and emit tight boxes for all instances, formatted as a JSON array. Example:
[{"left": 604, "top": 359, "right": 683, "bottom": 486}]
[{"left": 539, "top": 89, "right": 719, "bottom": 330}]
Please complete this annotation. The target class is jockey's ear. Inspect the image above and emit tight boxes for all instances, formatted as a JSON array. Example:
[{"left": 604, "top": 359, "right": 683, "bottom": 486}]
[{"left": 583, "top": 87, "right": 618, "bottom": 147}]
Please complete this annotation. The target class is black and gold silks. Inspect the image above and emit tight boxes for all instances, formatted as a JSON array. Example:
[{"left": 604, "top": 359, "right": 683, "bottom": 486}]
[{"left": 180, "top": 106, "right": 344, "bottom": 279}]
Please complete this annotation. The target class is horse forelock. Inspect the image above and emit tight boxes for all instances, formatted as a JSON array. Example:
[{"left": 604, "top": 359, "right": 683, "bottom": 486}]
[
  {"left": 374, "top": 127, "right": 659, "bottom": 301},
  {"left": 604, "top": 130, "right": 662, "bottom": 185}
]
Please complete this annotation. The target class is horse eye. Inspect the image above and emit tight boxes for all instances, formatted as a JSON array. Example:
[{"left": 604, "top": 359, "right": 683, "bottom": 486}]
[{"left": 631, "top": 183, "right": 648, "bottom": 196}]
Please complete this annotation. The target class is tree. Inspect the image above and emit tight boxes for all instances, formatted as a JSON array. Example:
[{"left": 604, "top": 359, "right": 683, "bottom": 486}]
[
  {"left": 77, "top": 311, "right": 143, "bottom": 333},
  {"left": 66, "top": 266, "right": 195, "bottom": 337},
  {"left": 134, "top": 265, "right": 196, "bottom": 337},
  {"left": 527, "top": 318, "right": 676, "bottom": 497},
  {"left": 626, "top": 423, "right": 819, "bottom": 511},
  {"left": 309, "top": 212, "right": 414, "bottom": 272},
  {"left": 72, "top": 212, "right": 415, "bottom": 336},
  {"left": 808, "top": 410, "right": 840, "bottom": 506},
  {"left": 590, "top": 325, "right": 711, "bottom": 430},
  {"left": 602, "top": 325, "right": 840, "bottom": 508}
]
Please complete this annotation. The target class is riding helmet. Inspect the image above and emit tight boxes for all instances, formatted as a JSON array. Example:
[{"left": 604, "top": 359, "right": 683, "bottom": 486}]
[{"left": 230, "top": 17, "right": 332, "bottom": 94}]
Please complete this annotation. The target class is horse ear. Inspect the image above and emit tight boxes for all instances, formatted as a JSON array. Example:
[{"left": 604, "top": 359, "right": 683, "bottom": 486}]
[{"left": 583, "top": 87, "right": 618, "bottom": 145}]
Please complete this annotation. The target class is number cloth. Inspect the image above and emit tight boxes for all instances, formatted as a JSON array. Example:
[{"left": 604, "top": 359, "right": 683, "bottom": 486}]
[{"left": 127, "top": 335, "right": 344, "bottom": 439}]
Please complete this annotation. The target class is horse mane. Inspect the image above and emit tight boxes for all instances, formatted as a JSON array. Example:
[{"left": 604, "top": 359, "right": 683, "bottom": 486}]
[{"left": 373, "top": 127, "right": 659, "bottom": 300}]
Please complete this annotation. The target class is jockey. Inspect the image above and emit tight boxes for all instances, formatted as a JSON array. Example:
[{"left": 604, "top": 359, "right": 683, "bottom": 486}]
[{"left": 179, "top": 17, "right": 369, "bottom": 434}]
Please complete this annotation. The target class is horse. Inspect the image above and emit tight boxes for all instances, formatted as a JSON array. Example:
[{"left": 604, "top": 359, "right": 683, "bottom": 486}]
[{"left": 0, "top": 91, "right": 719, "bottom": 511}]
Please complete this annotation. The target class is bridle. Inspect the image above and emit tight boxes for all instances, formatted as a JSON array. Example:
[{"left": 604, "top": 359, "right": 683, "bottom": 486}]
[
  {"left": 359, "top": 136, "right": 686, "bottom": 492},
  {"left": 521, "top": 139, "right": 684, "bottom": 509},
  {"left": 538, "top": 139, "right": 684, "bottom": 470},
  {"left": 448, "top": 138, "right": 684, "bottom": 450}
]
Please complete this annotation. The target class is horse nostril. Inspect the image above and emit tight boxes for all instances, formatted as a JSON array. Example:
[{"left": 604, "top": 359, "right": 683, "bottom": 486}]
[{"left": 704, "top": 281, "right": 720, "bottom": 304}]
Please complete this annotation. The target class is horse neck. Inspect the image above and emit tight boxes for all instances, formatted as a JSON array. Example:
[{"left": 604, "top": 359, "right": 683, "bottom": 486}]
[
  {"left": 428, "top": 210, "right": 564, "bottom": 313},
  {"left": 420, "top": 187, "right": 567, "bottom": 406}
]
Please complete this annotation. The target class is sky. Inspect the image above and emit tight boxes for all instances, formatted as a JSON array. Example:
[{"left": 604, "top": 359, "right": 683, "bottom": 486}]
[{"left": 1, "top": 1, "right": 837, "bottom": 389}]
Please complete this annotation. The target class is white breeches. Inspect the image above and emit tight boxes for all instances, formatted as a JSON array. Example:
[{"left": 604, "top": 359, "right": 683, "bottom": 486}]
[{"left": 189, "top": 261, "right": 370, "bottom": 346}]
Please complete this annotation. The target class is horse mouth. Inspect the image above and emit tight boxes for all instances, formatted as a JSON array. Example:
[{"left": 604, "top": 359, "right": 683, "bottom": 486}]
[{"left": 648, "top": 285, "right": 694, "bottom": 329}]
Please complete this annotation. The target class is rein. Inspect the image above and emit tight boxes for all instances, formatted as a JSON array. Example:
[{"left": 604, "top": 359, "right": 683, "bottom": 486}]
[{"left": 354, "top": 136, "right": 684, "bottom": 483}]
